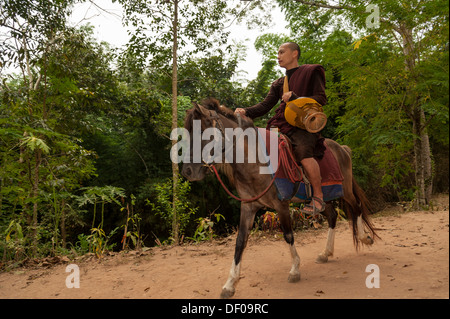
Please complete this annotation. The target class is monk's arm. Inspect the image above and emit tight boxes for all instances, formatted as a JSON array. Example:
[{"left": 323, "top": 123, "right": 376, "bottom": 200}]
[{"left": 242, "top": 79, "right": 282, "bottom": 119}]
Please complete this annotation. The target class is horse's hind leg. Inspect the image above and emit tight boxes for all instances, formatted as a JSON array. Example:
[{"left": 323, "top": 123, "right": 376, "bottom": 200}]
[
  {"left": 277, "top": 202, "right": 301, "bottom": 283},
  {"left": 220, "top": 202, "right": 258, "bottom": 299},
  {"left": 357, "top": 215, "right": 374, "bottom": 245},
  {"left": 343, "top": 179, "right": 375, "bottom": 246},
  {"left": 316, "top": 202, "right": 337, "bottom": 263}
]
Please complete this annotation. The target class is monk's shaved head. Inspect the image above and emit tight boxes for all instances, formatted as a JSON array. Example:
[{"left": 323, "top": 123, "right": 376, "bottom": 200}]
[{"left": 283, "top": 42, "right": 301, "bottom": 61}]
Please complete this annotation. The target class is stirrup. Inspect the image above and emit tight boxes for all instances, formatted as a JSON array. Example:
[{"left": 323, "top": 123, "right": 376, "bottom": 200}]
[{"left": 300, "top": 196, "right": 326, "bottom": 217}]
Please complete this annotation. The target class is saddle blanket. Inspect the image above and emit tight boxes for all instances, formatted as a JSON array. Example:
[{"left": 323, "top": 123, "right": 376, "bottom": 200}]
[{"left": 257, "top": 128, "right": 344, "bottom": 201}]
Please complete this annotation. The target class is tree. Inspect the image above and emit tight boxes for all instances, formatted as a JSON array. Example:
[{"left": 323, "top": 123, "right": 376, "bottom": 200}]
[
  {"left": 177, "top": 53, "right": 243, "bottom": 107},
  {"left": 1, "top": 3, "right": 138, "bottom": 258},
  {"left": 0, "top": 0, "right": 74, "bottom": 75},
  {"left": 1, "top": 0, "right": 77, "bottom": 256},
  {"left": 277, "top": 0, "right": 449, "bottom": 207},
  {"left": 117, "top": 0, "right": 237, "bottom": 243}
]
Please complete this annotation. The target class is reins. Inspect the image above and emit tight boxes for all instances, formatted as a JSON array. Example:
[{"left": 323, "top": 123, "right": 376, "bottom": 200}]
[
  {"left": 207, "top": 121, "right": 302, "bottom": 202},
  {"left": 210, "top": 164, "right": 277, "bottom": 202}
]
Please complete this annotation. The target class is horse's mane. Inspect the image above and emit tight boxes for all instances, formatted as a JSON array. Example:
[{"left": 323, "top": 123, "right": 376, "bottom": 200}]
[
  {"left": 184, "top": 98, "right": 254, "bottom": 131},
  {"left": 201, "top": 98, "right": 236, "bottom": 119}
]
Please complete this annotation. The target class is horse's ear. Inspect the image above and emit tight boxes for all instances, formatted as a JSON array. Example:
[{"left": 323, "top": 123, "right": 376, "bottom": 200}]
[{"left": 193, "top": 102, "right": 210, "bottom": 117}]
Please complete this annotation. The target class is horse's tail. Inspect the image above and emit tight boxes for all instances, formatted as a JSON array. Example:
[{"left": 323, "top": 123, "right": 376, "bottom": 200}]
[{"left": 344, "top": 176, "right": 379, "bottom": 249}]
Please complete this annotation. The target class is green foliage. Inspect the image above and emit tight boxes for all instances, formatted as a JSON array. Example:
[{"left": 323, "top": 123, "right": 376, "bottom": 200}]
[
  {"left": 147, "top": 175, "right": 198, "bottom": 243},
  {"left": 123, "top": 212, "right": 144, "bottom": 250},
  {"left": 117, "top": 0, "right": 231, "bottom": 69},
  {"left": 74, "top": 227, "right": 119, "bottom": 258},
  {"left": 0, "top": 0, "right": 74, "bottom": 70},
  {"left": 20, "top": 133, "right": 50, "bottom": 154},
  {"left": 2, "top": 220, "right": 26, "bottom": 261},
  {"left": 0, "top": 0, "right": 447, "bottom": 265},
  {"left": 188, "top": 212, "right": 225, "bottom": 242},
  {"left": 275, "top": 0, "right": 449, "bottom": 202},
  {"left": 178, "top": 54, "right": 242, "bottom": 107},
  {"left": 76, "top": 186, "right": 126, "bottom": 229},
  {"left": 121, "top": 194, "right": 145, "bottom": 251}
]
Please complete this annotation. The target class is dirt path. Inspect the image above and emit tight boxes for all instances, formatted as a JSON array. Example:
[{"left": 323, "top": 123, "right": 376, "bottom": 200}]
[{"left": 0, "top": 195, "right": 448, "bottom": 299}]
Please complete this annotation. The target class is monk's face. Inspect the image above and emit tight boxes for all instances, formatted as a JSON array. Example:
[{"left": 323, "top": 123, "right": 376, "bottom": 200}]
[{"left": 277, "top": 44, "right": 299, "bottom": 70}]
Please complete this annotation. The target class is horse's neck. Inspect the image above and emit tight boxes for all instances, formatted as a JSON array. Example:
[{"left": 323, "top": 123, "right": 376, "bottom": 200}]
[
  {"left": 224, "top": 126, "right": 262, "bottom": 179},
  {"left": 214, "top": 162, "right": 235, "bottom": 186}
]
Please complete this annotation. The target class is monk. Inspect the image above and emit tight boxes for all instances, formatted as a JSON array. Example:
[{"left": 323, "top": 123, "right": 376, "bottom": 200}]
[{"left": 235, "top": 42, "right": 327, "bottom": 215}]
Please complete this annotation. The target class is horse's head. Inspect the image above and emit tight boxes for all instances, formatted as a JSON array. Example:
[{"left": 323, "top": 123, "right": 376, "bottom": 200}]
[
  {"left": 181, "top": 101, "right": 211, "bottom": 181},
  {"left": 180, "top": 98, "right": 253, "bottom": 181}
]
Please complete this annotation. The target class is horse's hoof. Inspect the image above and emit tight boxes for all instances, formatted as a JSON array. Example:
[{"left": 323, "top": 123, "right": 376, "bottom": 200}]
[
  {"left": 361, "top": 235, "right": 374, "bottom": 245},
  {"left": 288, "top": 272, "right": 301, "bottom": 283},
  {"left": 315, "top": 254, "right": 328, "bottom": 264},
  {"left": 220, "top": 288, "right": 235, "bottom": 299}
]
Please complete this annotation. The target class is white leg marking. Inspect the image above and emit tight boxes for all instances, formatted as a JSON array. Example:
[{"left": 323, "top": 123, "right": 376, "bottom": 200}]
[
  {"left": 316, "top": 228, "right": 335, "bottom": 263},
  {"left": 288, "top": 244, "right": 301, "bottom": 282},
  {"left": 221, "top": 261, "right": 240, "bottom": 298},
  {"left": 357, "top": 215, "right": 374, "bottom": 245},
  {"left": 326, "top": 227, "right": 335, "bottom": 256},
  {"left": 357, "top": 216, "right": 365, "bottom": 240}
]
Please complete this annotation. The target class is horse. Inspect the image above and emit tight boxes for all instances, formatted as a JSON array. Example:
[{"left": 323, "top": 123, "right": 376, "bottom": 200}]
[{"left": 180, "top": 98, "right": 378, "bottom": 299}]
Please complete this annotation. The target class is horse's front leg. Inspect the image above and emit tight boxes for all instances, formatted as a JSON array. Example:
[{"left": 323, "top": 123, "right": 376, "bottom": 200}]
[
  {"left": 277, "top": 202, "right": 301, "bottom": 283},
  {"left": 220, "top": 202, "right": 258, "bottom": 299},
  {"left": 285, "top": 236, "right": 301, "bottom": 283},
  {"left": 316, "top": 203, "right": 337, "bottom": 263}
]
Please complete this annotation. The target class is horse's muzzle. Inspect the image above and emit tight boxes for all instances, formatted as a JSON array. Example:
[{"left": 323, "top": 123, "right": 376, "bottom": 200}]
[{"left": 181, "top": 163, "right": 206, "bottom": 181}]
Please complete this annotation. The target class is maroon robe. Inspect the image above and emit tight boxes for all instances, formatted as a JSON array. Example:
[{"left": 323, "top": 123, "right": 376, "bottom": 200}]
[{"left": 245, "top": 64, "right": 327, "bottom": 134}]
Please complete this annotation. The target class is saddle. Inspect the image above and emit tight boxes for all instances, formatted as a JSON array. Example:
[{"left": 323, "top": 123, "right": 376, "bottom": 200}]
[{"left": 257, "top": 128, "right": 344, "bottom": 201}]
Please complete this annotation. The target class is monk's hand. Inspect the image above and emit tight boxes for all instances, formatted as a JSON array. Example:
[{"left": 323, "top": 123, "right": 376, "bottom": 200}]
[
  {"left": 282, "top": 91, "right": 293, "bottom": 103},
  {"left": 234, "top": 108, "right": 246, "bottom": 116}
]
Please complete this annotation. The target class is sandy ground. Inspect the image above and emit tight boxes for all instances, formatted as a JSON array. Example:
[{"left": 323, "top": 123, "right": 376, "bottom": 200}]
[{"left": 0, "top": 194, "right": 448, "bottom": 300}]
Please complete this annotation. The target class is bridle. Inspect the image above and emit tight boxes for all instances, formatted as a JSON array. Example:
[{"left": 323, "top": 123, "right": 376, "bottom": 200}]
[
  {"left": 208, "top": 110, "right": 226, "bottom": 138},
  {"left": 199, "top": 109, "right": 287, "bottom": 203}
]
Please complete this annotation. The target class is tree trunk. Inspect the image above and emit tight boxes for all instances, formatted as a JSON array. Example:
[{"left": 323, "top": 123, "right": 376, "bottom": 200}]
[
  {"left": 122, "top": 203, "right": 130, "bottom": 250},
  {"left": 412, "top": 105, "right": 433, "bottom": 208},
  {"left": 400, "top": 24, "right": 433, "bottom": 208},
  {"left": 171, "top": 0, "right": 180, "bottom": 244},
  {"left": 31, "top": 148, "right": 42, "bottom": 257},
  {"left": 61, "top": 199, "right": 66, "bottom": 249}
]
